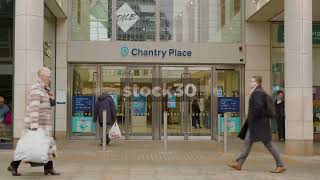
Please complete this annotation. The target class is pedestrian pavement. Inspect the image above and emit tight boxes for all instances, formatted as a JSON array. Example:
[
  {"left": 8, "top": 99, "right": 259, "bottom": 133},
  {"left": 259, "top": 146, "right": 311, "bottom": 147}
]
[{"left": 0, "top": 139, "right": 320, "bottom": 180}]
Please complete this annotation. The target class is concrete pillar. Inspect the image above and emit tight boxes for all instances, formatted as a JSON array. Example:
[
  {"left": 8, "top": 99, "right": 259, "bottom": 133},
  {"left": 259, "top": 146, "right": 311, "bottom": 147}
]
[
  {"left": 14, "top": 0, "right": 44, "bottom": 138},
  {"left": 55, "top": 0, "right": 69, "bottom": 140},
  {"left": 244, "top": 22, "right": 271, "bottom": 114},
  {"left": 284, "top": 0, "right": 313, "bottom": 155}
]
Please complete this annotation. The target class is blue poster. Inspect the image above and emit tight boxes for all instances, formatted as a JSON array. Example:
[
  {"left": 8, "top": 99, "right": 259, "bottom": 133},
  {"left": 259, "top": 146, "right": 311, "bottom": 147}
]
[
  {"left": 72, "top": 96, "right": 95, "bottom": 133},
  {"left": 133, "top": 95, "right": 146, "bottom": 116},
  {"left": 218, "top": 97, "right": 240, "bottom": 112},
  {"left": 167, "top": 95, "right": 176, "bottom": 109},
  {"left": 110, "top": 94, "right": 118, "bottom": 108},
  {"left": 217, "top": 86, "right": 223, "bottom": 97},
  {"left": 219, "top": 117, "right": 241, "bottom": 133},
  {"left": 72, "top": 96, "right": 94, "bottom": 112}
]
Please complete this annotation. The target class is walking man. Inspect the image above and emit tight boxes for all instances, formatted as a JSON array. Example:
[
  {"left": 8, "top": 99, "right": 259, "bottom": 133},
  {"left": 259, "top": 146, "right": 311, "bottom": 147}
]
[
  {"left": 275, "top": 90, "right": 285, "bottom": 142},
  {"left": 228, "top": 76, "right": 286, "bottom": 173}
]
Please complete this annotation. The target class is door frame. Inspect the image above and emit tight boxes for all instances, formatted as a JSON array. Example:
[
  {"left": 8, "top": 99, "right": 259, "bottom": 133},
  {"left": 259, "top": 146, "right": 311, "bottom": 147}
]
[
  {"left": 212, "top": 65, "right": 245, "bottom": 141},
  {"left": 125, "top": 65, "right": 156, "bottom": 140}
]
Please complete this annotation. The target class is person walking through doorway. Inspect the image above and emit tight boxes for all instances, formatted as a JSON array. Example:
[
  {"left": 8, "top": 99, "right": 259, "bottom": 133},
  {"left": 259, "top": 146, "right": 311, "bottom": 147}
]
[
  {"left": 94, "top": 92, "right": 117, "bottom": 146},
  {"left": 192, "top": 99, "right": 201, "bottom": 128},
  {"left": 227, "top": 76, "right": 286, "bottom": 173}
]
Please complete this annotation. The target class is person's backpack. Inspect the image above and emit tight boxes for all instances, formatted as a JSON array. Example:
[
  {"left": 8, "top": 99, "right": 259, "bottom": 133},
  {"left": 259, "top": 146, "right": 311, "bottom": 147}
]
[{"left": 265, "top": 93, "right": 275, "bottom": 118}]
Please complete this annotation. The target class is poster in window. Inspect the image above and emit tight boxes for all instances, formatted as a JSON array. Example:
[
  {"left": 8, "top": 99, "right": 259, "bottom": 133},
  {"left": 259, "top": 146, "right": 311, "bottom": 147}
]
[
  {"left": 133, "top": 94, "right": 146, "bottom": 116},
  {"left": 110, "top": 94, "right": 118, "bottom": 109},
  {"left": 167, "top": 95, "right": 176, "bottom": 109}
]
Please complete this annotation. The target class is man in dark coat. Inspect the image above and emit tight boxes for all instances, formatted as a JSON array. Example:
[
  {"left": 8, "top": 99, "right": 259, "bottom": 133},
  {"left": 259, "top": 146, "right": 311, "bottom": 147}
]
[
  {"left": 275, "top": 90, "right": 285, "bottom": 142},
  {"left": 228, "top": 76, "right": 286, "bottom": 173},
  {"left": 94, "top": 93, "right": 117, "bottom": 146},
  {"left": 192, "top": 99, "right": 202, "bottom": 128}
]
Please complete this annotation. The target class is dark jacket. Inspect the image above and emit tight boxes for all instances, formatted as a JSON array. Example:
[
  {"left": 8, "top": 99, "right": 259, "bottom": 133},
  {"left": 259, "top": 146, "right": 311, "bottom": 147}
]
[
  {"left": 192, "top": 100, "right": 201, "bottom": 117},
  {"left": 238, "top": 86, "right": 273, "bottom": 142},
  {"left": 275, "top": 98, "right": 285, "bottom": 118},
  {"left": 93, "top": 94, "right": 116, "bottom": 126}
]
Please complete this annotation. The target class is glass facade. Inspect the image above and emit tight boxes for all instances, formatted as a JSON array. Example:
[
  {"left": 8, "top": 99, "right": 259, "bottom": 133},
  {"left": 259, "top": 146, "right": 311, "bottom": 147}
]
[
  {"left": 160, "top": 0, "right": 241, "bottom": 42},
  {"left": 70, "top": 0, "right": 112, "bottom": 41},
  {"left": 116, "top": 0, "right": 156, "bottom": 41},
  {"left": 70, "top": 0, "right": 241, "bottom": 42},
  {"left": 271, "top": 22, "right": 320, "bottom": 133},
  {"left": 68, "top": 65, "right": 242, "bottom": 140},
  {"left": 0, "top": 0, "right": 13, "bottom": 62},
  {"left": 0, "top": 0, "right": 13, "bottom": 149}
]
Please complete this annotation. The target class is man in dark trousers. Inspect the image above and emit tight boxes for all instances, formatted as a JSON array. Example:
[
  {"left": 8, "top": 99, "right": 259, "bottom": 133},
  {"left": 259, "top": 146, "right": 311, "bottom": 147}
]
[
  {"left": 227, "top": 76, "right": 286, "bottom": 173},
  {"left": 275, "top": 90, "right": 285, "bottom": 142},
  {"left": 192, "top": 99, "right": 201, "bottom": 128},
  {"left": 94, "top": 92, "right": 116, "bottom": 146}
]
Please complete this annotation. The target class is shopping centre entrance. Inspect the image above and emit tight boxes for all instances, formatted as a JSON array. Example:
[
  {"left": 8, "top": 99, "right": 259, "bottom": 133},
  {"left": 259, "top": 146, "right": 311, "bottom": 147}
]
[{"left": 68, "top": 64, "right": 244, "bottom": 140}]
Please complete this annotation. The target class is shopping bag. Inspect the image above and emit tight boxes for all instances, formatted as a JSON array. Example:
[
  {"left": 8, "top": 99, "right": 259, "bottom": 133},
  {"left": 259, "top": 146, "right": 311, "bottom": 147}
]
[
  {"left": 13, "top": 128, "right": 51, "bottom": 163},
  {"left": 108, "top": 121, "right": 122, "bottom": 139}
]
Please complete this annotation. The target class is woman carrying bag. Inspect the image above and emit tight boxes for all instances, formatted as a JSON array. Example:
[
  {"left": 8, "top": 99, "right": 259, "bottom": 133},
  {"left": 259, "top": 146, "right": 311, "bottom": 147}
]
[{"left": 7, "top": 67, "right": 60, "bottom": 176}]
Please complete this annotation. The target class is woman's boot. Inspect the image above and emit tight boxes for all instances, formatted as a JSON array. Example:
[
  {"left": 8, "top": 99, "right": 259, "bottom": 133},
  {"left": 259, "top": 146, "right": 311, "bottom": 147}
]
[{"left": 44, "top": 161, "right": 60, "bottom": 175}]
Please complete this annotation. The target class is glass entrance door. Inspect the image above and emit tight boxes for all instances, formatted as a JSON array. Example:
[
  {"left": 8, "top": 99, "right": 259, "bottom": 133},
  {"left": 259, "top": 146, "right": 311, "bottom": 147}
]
[
  {"left": 69, "top": 65, "right": 155, "bottom": 139},
  {"left": 100, "top": 66, "right": 126, "bottom": 138},
  {"left": 70, "top": 65, "right": 98, "bottom": 139},
  {"left": 161, "top": 66, "right": 213, "bottom": 140},
  {"left": 161, "top": 67, "right": 186, "bottom": 138},
  {"left": 126, "top": 66, "right": 154, "bottom": 138},
  {"left": 68, "top": 65, "right": 243, "bottom": 140},
  {"left": 215, "top": 68, "right": 242, "bottom": 140},
  {"left": 188, "top": 67, "right": 212, "bottom": 138}
]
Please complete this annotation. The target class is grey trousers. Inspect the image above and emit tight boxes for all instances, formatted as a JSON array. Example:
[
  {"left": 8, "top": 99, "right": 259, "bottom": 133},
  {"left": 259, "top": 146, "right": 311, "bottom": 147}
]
[{"left": 236, "top": 140, "right": 285, "bottom": 167}]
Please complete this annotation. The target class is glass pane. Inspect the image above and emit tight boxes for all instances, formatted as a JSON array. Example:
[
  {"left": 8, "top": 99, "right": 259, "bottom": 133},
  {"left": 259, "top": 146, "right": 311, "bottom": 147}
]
[
  {"left": 0, "top": 20, "right": 13, "bottom": 62},
  {"left": 101, "top": 66, "right": 126, "bottom": 134},
  {"left": 160, "top": 0, "right": 241, "bottom": 42},
  {"left": 0, "top": 76, "right": 13, "bottom": 148},
  {"left": 161, "top": 67, "right": 185, "bottom": 136},
  {"left": 129, "top": 67, "right": 153, "bottom": 135},
  {"left": 71, "top": 0, "right": 112, "bottom": 41},
  {"left": 71, "top": 66, "right": 98, "bottom": 137},
  {"left": 116, "top": 0, "right": 156, "bottom": 41},
  {"left": 217, "top": 70, "right": 240, "bottom": 137},
  {"left": 313, "top": 47, "right": 320, "bottom": 132},
  {"left": 189, "top": 68, "right": 212, "bottom": 136}
]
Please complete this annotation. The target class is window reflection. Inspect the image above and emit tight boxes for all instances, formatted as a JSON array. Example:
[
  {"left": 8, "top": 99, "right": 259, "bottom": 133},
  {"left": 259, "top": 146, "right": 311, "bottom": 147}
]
[
  {"left": 160, "top": 0, "right": 241, "bottom": 42},
  {"left": 71, "top": 0, "right": 112, "bottom": 41},
  {"left": 116, "top": 0, "right": 156, "bottom": 41}
]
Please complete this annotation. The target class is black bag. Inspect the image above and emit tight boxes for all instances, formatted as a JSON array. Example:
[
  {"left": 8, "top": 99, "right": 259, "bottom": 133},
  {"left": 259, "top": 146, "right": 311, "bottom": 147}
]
[
  {"left": 49, "top": 98, "right": 56, "bottom": 107},
  {"left": 265, "top": 94, "right": 275, "bottom": 118},
  {"left": 238, "top": 120, "right": 248, "bottom": 140}
]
